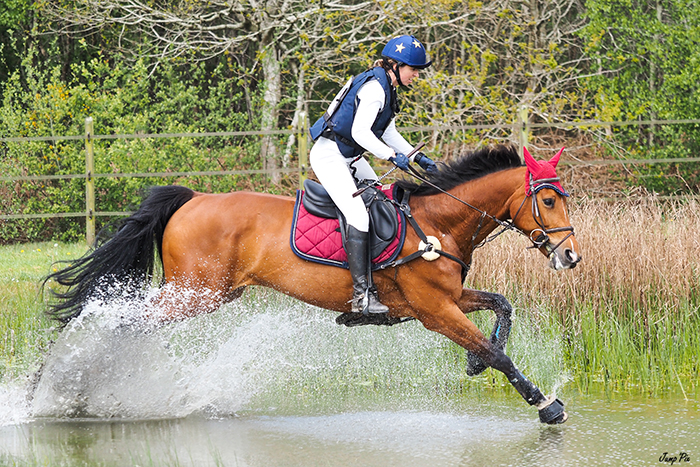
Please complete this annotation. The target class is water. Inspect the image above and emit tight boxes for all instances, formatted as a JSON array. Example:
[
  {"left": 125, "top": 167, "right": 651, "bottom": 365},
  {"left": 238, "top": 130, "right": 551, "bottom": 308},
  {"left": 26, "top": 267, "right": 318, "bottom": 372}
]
[{"left": 1, "top": 290, "right": 698, "bottom": 466}]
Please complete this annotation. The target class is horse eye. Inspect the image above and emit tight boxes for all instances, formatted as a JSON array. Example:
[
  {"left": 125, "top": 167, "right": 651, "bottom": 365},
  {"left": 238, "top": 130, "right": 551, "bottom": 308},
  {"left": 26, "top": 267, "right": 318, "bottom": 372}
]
[{"left": 543, "top": 198, "right": 555, "bottom": 208}]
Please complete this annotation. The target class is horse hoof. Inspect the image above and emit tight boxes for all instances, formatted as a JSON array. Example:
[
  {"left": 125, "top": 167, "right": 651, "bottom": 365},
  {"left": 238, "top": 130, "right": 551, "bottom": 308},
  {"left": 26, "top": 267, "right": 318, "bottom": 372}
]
[{"left": 538, "top": 396, "right": 567, "bottom": 424}]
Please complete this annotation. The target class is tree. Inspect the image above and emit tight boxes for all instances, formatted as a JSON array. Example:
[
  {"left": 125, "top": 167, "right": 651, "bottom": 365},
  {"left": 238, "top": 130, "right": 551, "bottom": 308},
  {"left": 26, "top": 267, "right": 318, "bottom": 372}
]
[
  {"left": 0, "top": 0, "right": 32, "bottom": 85},
  {"left": 582, "top": 0, "right": 700, "bottom": 193},
  {"left": 38, "top": 0, "right": 592, "bottom": 161},
  {"left": 38, "top": 0, "right": 392, "bottom": 181}
]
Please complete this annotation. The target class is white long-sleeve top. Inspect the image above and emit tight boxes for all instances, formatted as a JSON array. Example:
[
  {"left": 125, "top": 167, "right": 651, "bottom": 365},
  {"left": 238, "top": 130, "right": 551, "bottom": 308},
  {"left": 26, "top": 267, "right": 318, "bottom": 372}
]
[{"left": 350, "top": 79, "right": 415, "bottom": 160}]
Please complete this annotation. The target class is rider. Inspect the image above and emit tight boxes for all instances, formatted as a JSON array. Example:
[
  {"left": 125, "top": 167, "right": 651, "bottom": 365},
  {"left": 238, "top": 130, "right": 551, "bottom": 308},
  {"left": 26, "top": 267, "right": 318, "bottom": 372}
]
[{"left": 308, "top": 34, "right": 438, "bottom": 314}]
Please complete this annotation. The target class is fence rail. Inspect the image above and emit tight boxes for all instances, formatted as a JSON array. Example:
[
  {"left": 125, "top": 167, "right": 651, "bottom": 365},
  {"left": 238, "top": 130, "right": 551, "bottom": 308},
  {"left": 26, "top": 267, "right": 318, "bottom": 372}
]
[{"left": 3, "top": 115, "right": 700, "bottom": 244}]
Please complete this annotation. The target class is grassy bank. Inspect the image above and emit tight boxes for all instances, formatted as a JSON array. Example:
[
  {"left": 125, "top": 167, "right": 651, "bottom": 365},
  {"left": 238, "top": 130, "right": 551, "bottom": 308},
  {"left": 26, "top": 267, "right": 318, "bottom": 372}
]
[
  {"left": 0, "top": 242, "right": 89, "bottom": 381},
  {"left": 1, "top": 197, "right": 698, "bottom": 395}
]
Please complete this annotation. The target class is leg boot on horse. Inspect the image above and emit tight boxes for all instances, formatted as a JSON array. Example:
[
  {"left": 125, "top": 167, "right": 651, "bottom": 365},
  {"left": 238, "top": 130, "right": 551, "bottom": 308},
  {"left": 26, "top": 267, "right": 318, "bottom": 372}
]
[{"left": 345, "top": 226, "right": 389, "bottom": 314}]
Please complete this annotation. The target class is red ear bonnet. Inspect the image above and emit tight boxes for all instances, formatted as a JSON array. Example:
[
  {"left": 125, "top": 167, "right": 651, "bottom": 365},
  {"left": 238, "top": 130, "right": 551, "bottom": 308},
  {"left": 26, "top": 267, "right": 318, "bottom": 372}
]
[{"left": 524, "top": 147, "right": 568, "bottom": 196}]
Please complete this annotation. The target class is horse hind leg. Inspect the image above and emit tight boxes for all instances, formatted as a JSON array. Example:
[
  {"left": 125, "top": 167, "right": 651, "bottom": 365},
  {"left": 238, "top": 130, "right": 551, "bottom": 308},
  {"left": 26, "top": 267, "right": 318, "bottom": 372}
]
[{"left": 458, "top": 289, "right": 513, "bottom": 376}]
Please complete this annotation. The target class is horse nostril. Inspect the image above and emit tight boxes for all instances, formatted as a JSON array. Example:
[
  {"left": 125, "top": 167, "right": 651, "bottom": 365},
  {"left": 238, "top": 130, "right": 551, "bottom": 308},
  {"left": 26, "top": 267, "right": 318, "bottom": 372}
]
[{"left": 564, "top": 249, "right": 579, "bottom": 264}]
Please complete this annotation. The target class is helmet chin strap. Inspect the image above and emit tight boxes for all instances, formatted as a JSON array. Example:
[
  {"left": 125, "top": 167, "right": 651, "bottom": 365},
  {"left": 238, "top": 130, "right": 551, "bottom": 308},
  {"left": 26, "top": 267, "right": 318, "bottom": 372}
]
[{"left": 392, "top": 63, "right": 405, "bottom": 87}]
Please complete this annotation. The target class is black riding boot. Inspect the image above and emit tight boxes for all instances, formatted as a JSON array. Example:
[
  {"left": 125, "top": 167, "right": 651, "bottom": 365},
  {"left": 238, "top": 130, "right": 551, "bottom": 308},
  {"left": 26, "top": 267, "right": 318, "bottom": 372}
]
[{"left": 345, "top": 226, "right": 389, "bottom": 314}]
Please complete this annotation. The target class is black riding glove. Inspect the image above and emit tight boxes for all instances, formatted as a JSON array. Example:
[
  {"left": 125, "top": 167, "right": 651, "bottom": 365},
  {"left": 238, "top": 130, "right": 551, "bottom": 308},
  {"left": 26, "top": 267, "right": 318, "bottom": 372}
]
[{"left": 414, "top": 152, "right": 438, "bottom": 173}]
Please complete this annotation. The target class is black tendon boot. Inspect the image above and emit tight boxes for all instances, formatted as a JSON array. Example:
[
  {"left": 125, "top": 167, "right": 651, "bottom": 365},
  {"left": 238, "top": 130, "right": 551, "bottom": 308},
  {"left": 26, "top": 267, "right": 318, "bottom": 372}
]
[{"left": 345, "top": 226, "right": 389, "bottom": 314}]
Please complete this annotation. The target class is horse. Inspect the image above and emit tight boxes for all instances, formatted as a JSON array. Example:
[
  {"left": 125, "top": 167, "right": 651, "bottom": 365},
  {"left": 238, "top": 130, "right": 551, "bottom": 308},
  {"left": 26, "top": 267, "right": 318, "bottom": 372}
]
[{"left": 45, "top": 145, "right": 581, "bottom": 424}]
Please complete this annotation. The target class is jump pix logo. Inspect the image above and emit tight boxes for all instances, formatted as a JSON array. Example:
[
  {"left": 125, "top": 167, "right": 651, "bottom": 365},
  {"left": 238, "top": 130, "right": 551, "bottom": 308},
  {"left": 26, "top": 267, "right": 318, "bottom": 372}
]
[{"left": 659, "top": 452, "right": 691, "bottom": 465}]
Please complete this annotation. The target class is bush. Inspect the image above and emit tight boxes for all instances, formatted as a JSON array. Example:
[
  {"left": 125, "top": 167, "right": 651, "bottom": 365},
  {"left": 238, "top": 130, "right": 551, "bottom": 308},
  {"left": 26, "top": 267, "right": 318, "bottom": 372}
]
[{"left": 0, "top": 48, "right": 288, "bottom": 243}]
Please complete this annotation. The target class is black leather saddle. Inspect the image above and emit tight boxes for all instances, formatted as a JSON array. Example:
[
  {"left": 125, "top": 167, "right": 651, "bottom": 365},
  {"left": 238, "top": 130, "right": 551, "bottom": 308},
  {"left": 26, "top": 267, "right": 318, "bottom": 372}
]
[{"left": 302, "top": 179, "right": 400, "bottom": 258}]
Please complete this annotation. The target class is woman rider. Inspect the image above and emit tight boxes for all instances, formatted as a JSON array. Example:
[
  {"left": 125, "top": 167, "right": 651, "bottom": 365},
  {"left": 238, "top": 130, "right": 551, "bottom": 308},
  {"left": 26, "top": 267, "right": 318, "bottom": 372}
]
[{"left": 308, "top": 35, "right": 438, "bottom": 314}]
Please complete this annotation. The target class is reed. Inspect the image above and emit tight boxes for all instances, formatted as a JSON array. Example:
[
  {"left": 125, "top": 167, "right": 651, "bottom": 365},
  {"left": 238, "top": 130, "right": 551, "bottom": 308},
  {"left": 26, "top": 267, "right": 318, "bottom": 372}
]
[{"left": 469, "top": 196, "right": 700, "bottom": 395}]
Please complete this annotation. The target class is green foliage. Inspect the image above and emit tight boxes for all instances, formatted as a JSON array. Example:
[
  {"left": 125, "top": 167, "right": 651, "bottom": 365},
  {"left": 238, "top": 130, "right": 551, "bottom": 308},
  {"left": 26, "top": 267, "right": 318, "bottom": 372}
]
[
  {"left": 0, "top": 48, "right": 273, "bottom": 243},
  {"left": 0, "top": 0, "right": 31, "bottom": 86},
  {"left": 581, "top": 0, "right": 700, "bottom": 194}
]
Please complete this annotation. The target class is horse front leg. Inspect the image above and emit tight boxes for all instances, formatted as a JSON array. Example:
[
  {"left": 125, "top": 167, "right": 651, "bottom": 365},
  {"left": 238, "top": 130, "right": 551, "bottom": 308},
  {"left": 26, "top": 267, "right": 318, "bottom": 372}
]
[
  {"left": 457, "top": 288, "right": 513, "bottom": 376},
  {"left": 419, "top": 306, "right": 567, "bottom": 424}
]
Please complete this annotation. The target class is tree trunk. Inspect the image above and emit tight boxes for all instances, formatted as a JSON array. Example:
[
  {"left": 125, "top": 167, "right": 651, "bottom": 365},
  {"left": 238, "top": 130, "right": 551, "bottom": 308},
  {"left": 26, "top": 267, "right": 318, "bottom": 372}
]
[
  {"left": 260, "top": 39, "right": 282, "bottom": 184},
  {"left": 283, "top": 65, "right": 306, "bottom": 168}
]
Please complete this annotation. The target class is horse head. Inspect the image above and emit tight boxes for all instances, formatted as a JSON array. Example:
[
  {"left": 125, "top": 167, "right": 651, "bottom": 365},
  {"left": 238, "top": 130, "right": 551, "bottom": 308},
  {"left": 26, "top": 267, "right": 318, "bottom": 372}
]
[{"left": 511, "top": 147, "right": 581, "bottom": 270}]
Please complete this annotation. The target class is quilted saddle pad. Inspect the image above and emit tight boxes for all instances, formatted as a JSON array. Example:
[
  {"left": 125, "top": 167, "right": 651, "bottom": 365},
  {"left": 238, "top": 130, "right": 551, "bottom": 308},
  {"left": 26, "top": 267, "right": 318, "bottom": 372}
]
[{"left": 289, "top": 184, "right": 406, "bottom": 269}]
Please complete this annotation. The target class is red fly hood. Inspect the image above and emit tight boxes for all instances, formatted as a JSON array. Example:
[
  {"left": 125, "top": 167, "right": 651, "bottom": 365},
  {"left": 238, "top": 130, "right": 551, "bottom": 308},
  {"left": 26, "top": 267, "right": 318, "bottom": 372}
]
[{"left": 523, "top": 147, "right": 568, "bottom": 196}]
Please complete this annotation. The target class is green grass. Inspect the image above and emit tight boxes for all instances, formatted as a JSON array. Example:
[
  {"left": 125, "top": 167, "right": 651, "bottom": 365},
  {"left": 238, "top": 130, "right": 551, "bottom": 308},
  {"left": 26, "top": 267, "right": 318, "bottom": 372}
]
[{"left": 0, "top": 241, "right": 89, "bottom": 382}]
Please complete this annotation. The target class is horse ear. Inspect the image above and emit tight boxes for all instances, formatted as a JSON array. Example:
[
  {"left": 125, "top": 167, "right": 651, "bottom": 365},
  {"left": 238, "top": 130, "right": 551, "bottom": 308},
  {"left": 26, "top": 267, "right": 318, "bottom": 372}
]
[
  {"left": 549, "top": 147, "right": 564, "bottom": 168},
  {"left": 523, "top": 146, "right": 540, "bottom": 172}
]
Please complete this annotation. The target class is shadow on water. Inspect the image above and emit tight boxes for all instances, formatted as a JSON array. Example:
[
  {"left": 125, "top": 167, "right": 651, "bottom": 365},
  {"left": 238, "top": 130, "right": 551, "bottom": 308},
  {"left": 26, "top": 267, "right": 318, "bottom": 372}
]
[{"left": 1, "top": 288, "right": 698, "bottom": 466}]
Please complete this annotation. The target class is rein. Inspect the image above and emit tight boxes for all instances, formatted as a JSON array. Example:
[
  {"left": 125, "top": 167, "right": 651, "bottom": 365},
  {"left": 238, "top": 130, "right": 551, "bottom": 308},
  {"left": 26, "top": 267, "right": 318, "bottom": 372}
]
[
  {"left": 400, "top": 165, "right": 575, "bottom": 258},
  {"left": 403, "top": 164, "right": 524, "bottom": 246}
]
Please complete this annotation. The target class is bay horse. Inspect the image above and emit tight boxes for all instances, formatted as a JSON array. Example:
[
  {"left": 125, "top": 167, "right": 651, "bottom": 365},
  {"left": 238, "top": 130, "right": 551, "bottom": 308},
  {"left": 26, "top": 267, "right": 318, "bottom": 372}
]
[{"left": 45, "top": 145, "right": 580, "bottom": 424}]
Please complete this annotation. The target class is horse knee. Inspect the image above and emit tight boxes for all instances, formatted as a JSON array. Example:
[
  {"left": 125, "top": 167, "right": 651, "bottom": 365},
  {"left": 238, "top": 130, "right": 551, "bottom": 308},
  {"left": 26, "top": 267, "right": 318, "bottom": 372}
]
[
  {"left": 458, "top": 289, "right": 512, "bottom": 319},
  {"left": 488, "top": 292, "right": 512, "bottom": 319}
]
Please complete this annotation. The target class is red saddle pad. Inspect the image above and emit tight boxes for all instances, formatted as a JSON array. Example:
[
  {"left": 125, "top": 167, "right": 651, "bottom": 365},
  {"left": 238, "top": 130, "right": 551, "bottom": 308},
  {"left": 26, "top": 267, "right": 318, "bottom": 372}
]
[{"left": 290, "top": 184, "right": 405, "bottom": 269}]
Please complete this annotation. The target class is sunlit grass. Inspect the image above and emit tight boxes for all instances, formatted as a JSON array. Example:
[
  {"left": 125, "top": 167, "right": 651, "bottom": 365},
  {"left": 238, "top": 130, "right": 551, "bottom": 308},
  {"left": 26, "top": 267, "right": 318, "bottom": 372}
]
[{"left": 0, "top": 241, "right": 89, "bottom": 381}]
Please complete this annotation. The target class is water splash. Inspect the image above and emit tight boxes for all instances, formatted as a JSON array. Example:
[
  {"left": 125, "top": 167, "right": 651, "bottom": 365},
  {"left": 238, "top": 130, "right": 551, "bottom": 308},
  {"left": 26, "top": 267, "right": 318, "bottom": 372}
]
[{"left": 9, "top": 285, "right": 571, "bottom": 422}]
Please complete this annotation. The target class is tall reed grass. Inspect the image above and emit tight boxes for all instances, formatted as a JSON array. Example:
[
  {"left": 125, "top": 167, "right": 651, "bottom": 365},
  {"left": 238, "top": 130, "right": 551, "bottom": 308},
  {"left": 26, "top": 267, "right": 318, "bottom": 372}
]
[{"left": 468, "top": 196, "right": 700, "bottom": 395}]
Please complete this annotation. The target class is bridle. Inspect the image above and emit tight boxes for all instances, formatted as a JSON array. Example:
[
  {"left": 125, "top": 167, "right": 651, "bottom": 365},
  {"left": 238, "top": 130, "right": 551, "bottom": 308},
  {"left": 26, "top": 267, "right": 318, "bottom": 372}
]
[
  {"left": 514, "top": 174, "right": 576, "bottom": 256},
  {"left": 404, "top": 165, "right": 575, "bottom": 255}
]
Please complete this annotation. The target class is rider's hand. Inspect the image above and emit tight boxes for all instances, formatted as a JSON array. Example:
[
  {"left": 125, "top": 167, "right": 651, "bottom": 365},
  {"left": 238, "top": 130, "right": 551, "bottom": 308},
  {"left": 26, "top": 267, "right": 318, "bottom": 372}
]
[
  {"left": 414, "top": 152, "right": 438, "bottom": 173},
  {"left": 389, "top": 153, "right": 410, "bottom": 170}
]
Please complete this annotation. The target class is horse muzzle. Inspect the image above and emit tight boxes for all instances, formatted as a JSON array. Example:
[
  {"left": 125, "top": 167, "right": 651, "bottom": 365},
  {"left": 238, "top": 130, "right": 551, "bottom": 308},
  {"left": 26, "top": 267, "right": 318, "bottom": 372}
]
[
  {"left": 548, "top": 245, "right": 581, "bottom": 270},
  {"left": 530, "top": 228, "right": 581, "bottom": 270},
  {"left": 546, "top": 235, "right": 581, "bottom": 270}
]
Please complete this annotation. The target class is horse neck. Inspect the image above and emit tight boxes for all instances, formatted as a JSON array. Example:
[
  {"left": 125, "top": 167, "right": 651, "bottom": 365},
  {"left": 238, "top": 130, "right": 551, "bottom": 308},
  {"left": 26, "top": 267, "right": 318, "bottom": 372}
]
[{"left": 411, "top": 167, "right": 526, "bottom": 256}]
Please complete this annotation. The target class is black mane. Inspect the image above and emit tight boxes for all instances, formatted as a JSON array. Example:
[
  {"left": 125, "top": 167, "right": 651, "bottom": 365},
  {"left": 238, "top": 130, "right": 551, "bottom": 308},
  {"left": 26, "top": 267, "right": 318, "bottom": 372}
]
[{"left": 395, "top": 145, "right": 523, "bottom": 196}]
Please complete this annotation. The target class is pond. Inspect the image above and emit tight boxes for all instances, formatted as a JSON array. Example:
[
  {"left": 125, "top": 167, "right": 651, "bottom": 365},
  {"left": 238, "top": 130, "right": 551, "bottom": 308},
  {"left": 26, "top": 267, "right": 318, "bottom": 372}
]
[
  {"left": 1, "top": 393, "right": 698, "bottom": 466},
  {"left": 1, "top": 293, "right": 697, "bottom": 466}
]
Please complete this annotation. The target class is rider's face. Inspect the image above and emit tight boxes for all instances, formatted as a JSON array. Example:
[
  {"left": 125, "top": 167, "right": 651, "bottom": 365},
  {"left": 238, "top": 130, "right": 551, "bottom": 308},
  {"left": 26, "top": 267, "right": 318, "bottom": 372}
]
[{"left": 398, "top": 65, "right": 421, "bottom": 85}]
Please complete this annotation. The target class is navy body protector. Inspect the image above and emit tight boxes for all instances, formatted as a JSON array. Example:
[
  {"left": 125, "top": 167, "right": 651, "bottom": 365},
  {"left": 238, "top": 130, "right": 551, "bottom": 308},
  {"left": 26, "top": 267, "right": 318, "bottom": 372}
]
[{"left": 309, "top": 67, "right": 398, "bottom": 158}]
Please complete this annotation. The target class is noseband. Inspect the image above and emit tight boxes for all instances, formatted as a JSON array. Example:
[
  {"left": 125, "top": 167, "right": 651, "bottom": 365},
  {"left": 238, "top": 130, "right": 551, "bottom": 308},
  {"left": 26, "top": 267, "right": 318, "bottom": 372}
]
[{"left": 514, "top": 175, "right": 575, "bottom": 255}]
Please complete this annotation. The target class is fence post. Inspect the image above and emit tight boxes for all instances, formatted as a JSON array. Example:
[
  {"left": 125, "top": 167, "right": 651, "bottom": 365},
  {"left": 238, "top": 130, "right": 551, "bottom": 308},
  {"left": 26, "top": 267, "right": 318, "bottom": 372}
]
[
  {"left": 519, "top": 105, "right": 529, "bottom": 159},
  {"left": 298, "top": 111, "right": 308, "bottom": 190},
  {"left": 85, "top": 117, "right": 95, "bottom": 246}
]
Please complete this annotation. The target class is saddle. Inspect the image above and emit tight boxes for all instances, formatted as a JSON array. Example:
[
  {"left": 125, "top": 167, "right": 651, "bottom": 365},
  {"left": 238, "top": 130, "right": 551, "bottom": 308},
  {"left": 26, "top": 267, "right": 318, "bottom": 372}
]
[{"left": 290, "top": 180, "right": 406, "bottom": 269}]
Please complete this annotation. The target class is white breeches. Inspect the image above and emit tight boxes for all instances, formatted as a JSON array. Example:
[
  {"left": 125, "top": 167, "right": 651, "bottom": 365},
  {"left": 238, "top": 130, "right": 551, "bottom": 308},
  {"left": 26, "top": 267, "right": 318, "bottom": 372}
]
[{"left": 309, "top": 137, "right": 379, "bottom": 232}]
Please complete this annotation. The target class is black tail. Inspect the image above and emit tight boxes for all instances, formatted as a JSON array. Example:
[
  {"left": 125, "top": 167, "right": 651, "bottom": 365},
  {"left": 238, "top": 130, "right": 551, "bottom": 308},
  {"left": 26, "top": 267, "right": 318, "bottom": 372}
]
[{"left": 44, "top": 185, "right": 195, "bottom": 324}]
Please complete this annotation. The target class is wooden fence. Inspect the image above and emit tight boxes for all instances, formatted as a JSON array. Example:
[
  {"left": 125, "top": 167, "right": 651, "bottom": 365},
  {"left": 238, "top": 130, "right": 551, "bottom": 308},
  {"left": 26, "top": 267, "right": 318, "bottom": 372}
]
[{"left": 3, "top": 113, "right": 700, "bottom": 244}]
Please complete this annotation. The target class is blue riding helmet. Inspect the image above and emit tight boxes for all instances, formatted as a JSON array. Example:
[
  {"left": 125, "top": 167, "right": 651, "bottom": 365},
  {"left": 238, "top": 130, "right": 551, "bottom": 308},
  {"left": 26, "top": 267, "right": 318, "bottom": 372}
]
[{"left": 381, "top": 35, "right": 432, "bottom": 69}]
